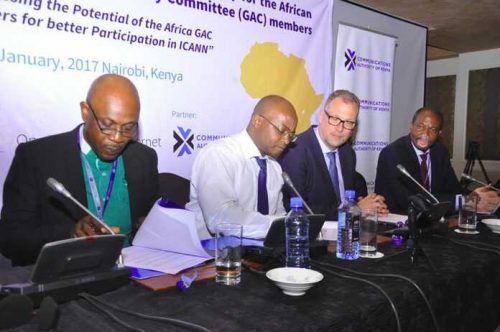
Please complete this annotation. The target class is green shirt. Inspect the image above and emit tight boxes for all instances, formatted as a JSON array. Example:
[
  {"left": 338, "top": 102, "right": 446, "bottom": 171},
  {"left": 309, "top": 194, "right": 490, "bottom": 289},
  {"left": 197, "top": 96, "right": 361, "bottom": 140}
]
[{"left": 81, "top": 149, "right": 132, "bottom": 245}]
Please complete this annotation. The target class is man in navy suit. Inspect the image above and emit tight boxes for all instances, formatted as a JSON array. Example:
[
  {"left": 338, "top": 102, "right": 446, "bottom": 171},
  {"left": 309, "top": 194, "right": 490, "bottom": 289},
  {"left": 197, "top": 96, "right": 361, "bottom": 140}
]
[
  {"left": 375, "top": 107, "right": 499, "bottom": 214},
  {"left": 279, "top": 90, "right": 388, "bottom": 220}
]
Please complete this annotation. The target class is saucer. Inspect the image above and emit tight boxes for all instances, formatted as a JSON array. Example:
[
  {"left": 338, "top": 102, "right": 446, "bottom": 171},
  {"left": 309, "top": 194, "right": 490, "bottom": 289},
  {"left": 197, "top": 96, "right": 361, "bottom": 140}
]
[
  {"left": 360, "top": 251, "right": 384, "bottom": 259},
  {"left": 454, "top": 228, "right": 479, "bottom": 235},
  {"left": 481, "top": 219, "right": 500, "bottom": 234}
]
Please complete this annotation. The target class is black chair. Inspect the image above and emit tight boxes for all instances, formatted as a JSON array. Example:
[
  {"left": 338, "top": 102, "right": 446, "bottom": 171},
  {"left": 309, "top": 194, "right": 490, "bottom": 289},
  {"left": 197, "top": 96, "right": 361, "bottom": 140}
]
[{"left": 158, "top": 172, "right": 190, "bottom": 207}]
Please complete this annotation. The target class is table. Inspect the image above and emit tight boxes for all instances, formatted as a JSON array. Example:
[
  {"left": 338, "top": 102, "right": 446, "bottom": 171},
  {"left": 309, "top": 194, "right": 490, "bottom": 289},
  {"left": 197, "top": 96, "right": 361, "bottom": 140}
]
[{"left": 5, "top": 221, "right": 500, "bottom": 332}]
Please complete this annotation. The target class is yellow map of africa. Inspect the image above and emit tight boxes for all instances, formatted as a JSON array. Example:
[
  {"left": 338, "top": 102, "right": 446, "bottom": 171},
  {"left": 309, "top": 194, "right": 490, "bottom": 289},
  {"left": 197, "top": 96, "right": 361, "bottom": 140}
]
[{"left": 240, "top": 42, "right": 323, "bottom": 134}]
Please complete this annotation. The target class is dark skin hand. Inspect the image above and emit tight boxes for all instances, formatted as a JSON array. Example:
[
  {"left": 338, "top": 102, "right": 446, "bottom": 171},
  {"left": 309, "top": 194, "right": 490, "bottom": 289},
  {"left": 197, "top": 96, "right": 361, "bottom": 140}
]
[{"left": 72, "top": 215, "right": 120, "bottom": 237}]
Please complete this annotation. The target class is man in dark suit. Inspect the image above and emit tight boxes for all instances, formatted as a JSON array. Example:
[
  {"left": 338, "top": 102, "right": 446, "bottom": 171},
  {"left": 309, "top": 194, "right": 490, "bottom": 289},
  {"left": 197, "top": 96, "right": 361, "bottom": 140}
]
[
  {"left": 0, "top": 74, "right": 159, "bottom": 265},
  {"left": 279, "top": 90, "right": 388, "bottom": 220},
  {"left": 375, "top": 107, "right": 499, "bottom": 214}
]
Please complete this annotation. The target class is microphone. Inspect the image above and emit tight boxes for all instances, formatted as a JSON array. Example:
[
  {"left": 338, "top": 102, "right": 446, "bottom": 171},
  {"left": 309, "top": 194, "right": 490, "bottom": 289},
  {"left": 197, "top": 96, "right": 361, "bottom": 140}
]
[
  {"left": 461, "top": 173, "right": 500, "bottom": 193},
  {"left": 282, "top": 172, "right": 314, "bottom": 214},
  {"left": 46, "top": 177, "right": 115, "bottom": 234},
  {"left": 396, "top": 164, "right": 439, "bottom": 204}
]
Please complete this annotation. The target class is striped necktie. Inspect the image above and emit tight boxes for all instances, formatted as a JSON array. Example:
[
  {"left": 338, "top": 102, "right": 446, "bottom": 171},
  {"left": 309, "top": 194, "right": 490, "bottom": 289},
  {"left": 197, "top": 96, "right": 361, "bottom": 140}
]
[{"left": 420, "top": 153, "right": 430, "bottom": 190}]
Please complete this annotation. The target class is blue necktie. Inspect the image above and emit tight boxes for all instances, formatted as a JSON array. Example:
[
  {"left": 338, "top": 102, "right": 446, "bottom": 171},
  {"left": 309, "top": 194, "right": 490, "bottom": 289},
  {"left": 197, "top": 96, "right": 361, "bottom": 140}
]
[
  {"left": 327, "top": 151, "right": 341, "bottom": 205},
  {"left": 255, "top": 157, "right": 269, "bottom": 215}
]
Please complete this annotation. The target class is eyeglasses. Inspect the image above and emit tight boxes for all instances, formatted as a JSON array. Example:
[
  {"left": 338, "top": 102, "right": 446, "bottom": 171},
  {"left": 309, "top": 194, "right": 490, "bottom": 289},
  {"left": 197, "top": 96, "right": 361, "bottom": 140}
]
[
  {"left": 86, "top": 103, "right": 138, "bottom": 138},
  {"left": 259, "top": 114, "right": 297, "bottom": 142},
  {"left": 323, "top": 110, "right": 357, "bottom": 130},
  {"left": 413, "top": 122, "right": 440, "bottom": 135}
]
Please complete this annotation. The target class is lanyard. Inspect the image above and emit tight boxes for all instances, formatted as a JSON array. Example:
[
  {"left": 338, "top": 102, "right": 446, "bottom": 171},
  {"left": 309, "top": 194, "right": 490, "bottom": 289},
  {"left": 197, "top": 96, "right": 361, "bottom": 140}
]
[{"left": 76, "top": 130, "right": 118, "bottom": 220}]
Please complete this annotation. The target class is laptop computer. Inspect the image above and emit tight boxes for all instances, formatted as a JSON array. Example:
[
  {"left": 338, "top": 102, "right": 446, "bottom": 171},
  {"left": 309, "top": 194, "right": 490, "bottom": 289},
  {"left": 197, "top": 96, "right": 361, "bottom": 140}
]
[
  {"left": 242, "top": 214, "right": 327, "bottom": 263},
  {"left": 0, "top": 235, "right": 130, "bottom": 306},
  {"left": 263, "top": 214, "right": 326, "bottom": 248}
]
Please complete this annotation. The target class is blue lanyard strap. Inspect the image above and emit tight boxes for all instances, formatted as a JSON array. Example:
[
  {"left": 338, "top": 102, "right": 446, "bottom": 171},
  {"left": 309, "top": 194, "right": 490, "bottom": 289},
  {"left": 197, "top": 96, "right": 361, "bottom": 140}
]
[{"left": 76, "top": 130, "right": 118, "bottom": 220}]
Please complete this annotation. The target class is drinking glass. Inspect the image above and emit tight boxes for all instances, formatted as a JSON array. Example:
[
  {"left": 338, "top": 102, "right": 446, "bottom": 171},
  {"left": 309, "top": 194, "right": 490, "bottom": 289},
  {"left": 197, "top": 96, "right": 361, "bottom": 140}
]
[
  {"left": 215, "top": 223, "right": 242, "bottom": 285},
  {"left": 359, "top": 209, "right": 378, "bottom": 258},
  {"left": 457, "top": 194, "right": 479, "bottom": 234}
]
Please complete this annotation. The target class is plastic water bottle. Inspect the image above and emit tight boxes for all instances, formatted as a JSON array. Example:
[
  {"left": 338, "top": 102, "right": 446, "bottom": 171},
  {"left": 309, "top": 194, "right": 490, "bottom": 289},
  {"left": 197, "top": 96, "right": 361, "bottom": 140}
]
[
  {"left": 336, "top": 190, "right": 361, "bottom": 260},
  {"left": 285, "top": 197, "right": 310, "bottom": 268}
]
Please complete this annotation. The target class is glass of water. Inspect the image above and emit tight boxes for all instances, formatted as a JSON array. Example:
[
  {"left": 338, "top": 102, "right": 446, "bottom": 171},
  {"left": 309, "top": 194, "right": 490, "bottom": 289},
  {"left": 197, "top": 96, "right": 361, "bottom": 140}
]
[
  {"left": 457, "top": 194, "right": 479, "bottom": 234},
  {"left": 359, "top": 209, "right": 378, "bottom": 258},
  {"left": 215, "top": 223, "right": 242, "bottom": 285}
]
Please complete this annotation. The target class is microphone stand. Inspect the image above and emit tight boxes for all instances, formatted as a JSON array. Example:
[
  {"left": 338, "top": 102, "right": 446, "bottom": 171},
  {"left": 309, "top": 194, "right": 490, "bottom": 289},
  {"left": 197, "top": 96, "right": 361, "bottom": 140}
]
[{"left": 406, "top": 204, "right": 436, "bottom": 272}]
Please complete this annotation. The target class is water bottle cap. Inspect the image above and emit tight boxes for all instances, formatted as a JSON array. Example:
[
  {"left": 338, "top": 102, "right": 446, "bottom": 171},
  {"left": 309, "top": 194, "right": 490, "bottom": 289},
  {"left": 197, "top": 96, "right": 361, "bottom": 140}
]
[
  {"left": 290, "top": 197, "right": 303, "bottom": 208},
  {"left": 344, "top": 190, "right": 356, "bottom": 200}
]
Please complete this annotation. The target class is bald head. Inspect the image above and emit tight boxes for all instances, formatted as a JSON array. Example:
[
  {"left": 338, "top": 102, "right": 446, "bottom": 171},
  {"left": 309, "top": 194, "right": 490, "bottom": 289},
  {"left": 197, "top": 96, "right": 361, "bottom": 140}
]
[
  {"left": 247, "top": 95, "right": 298, "bottom": 159},
  {"left": 86, "top": 74, "right": 140, "bottom": 113},
  {"left": 80, "top": 74, "right": 141, "bottom": 161},
  {"left": 251, "top": 95, "right": 296, "bottom": 119}
]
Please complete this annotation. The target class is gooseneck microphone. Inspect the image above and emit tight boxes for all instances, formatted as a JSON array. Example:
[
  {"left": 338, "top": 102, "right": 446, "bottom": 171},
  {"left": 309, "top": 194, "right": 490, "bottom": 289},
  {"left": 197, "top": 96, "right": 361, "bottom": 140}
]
[
  {"left": 396, "top": 164, "right": 439, "bottom": 203},
  {"left": 461, "top": 173, "right": 500, "bottom": 193},
  {"left": 46, "top": 177, "right": 115, "bottom": 234},
  {"left": 282, "top": 172, "right": 314, "bottom": 214}
]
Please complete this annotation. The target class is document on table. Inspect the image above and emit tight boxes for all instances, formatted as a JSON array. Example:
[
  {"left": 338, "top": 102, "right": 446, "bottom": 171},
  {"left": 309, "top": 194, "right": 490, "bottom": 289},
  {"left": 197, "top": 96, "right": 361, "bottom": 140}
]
[
  {"left": 121, "top": 203, "right": 213, "bottom": 275},
  {"left": 378, "top": 213, "right": 408, "bottom": 225}
]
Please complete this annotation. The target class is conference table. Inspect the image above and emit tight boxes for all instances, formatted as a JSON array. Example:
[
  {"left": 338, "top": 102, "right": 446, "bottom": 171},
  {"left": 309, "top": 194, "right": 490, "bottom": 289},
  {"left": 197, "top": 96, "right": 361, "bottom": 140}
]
[{"left": 6, "top": 219, "right": 500, "bottom": 332}]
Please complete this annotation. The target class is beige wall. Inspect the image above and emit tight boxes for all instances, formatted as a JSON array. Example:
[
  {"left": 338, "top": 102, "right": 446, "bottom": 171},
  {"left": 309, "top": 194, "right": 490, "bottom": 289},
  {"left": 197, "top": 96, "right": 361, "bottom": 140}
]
[{"left": 427, "top": 48, "right": 500, "bottom": 184}]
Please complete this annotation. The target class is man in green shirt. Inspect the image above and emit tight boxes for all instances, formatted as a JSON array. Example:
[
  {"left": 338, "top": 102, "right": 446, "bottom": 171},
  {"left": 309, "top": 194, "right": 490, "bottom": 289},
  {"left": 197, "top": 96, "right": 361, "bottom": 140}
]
[{"left": 0, "top": 74, "right": 159, "bottom": 265}]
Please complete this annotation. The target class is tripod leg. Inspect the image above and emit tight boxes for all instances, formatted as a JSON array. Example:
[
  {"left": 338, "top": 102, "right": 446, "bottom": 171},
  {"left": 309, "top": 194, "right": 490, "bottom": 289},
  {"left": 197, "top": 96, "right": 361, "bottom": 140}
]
[
  {"left": 477, "top": 157, "right": 491, "bottom": 184},
  {"left": 463, "top": 159, "right": 472, "bottom": 176}
]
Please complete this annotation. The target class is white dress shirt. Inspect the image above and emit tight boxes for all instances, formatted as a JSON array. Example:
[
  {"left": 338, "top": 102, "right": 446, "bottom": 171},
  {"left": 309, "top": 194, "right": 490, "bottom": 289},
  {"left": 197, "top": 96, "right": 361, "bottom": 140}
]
[{"left": 186, "top": 130, "right": 286, "bottom": 239}]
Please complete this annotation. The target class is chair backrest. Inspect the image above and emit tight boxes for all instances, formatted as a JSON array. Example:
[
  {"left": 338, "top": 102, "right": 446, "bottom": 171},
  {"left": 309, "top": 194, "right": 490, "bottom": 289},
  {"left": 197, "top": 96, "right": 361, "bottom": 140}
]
[{"left": 158, "top": 172, "right": 191, "bottom": 207}]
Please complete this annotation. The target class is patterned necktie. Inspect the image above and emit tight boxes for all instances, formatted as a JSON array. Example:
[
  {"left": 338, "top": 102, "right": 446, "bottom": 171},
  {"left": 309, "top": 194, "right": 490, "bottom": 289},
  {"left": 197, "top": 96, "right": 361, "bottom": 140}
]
[
  {"left": 420, "top": 153, "right": 430, "bottom": 190},
  {"left": 327, "top": 151, "right": 341, "bottom": 205},
  {"left": 255, "top": 157, "right": 269, "bottom": 215}
]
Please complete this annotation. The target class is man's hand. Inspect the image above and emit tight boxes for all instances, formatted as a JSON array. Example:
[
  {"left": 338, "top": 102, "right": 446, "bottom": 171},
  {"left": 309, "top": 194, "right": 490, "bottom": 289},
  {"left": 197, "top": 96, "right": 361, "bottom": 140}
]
[
  {"left": 358, "top": 193, "right": 389, "bottom": 216},
  {"left": 72, "top": 215, "right": 120, "bottom": 238},
  {"left": 473, "top": 186, "right": 500, "bottom": 213}
]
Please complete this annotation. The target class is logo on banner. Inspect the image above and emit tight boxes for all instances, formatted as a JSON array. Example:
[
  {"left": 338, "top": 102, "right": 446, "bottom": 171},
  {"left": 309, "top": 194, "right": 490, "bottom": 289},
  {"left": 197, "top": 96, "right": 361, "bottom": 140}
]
[
  {"left": 173, "top": 126, "right": 194, "bottom": 157},
  {"left": 344, "top": 48, "right": 356, "bottom": 71}
]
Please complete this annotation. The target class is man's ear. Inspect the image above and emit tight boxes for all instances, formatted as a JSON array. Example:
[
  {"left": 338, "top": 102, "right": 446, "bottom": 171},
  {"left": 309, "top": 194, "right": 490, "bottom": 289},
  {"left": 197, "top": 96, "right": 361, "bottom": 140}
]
[
  {"left": 80, "top": 101, "right": 89, "bottom": 123},
  {"left": 252, "top": 114, "right": 263, "bottom": 129}
]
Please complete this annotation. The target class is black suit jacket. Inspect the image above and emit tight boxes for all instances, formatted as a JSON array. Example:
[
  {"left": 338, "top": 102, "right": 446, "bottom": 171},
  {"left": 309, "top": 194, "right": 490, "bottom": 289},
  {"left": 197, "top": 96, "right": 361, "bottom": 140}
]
[
  {"left": 375, "top": 135, "right": 463, "bottom": 214},
  {"left": 279, "top": 126, "right": 364, "bottom": 220},
  {"left": 0, "top": 126, "right": 159, "bottom": 265}
]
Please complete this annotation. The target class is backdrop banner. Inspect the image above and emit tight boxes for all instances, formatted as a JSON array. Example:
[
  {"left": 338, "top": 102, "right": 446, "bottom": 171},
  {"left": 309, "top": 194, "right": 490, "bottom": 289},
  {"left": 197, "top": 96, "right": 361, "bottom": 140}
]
[
  {"left": 0, "top": 0, "right": 333, "bottom": 209},
  {"left": 334, "top": 24, "right": 396, "bottom": 192}
]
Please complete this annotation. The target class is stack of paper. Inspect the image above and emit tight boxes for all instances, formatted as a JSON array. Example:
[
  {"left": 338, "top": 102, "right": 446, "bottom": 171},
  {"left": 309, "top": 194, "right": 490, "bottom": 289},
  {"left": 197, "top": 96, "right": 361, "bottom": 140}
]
[{"left": 122, "top": 203, "right": 213, "bottom": 274}]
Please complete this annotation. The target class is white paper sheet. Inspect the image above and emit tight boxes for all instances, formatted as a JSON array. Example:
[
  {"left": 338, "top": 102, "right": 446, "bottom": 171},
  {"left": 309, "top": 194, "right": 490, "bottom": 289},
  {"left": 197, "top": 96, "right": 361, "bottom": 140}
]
[
  {"left": 378, "top": 213, "right": 408, "bottom": 225},
  {"left": 121, "top": 203, "right": 213, "bottom": 274},
  {"left": 122, "top": 246, "right": 210, "bottom": 275}
]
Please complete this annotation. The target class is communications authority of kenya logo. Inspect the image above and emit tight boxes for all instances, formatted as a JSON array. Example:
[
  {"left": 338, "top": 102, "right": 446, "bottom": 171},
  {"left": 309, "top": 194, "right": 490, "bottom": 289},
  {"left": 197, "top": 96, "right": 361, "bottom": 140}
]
[
  {"left": 173, "top": 126, "right": 194, "bottom": 157},
  {"left": 344, "top": 48, "right": 356, "bottom": 71}
]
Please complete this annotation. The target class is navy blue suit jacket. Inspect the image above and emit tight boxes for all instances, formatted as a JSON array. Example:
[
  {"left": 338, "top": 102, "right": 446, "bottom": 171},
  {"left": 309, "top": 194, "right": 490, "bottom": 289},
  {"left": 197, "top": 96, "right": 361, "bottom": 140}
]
[
  {"left": 279, "top": 126, "right": 364, "bottom": 220},
  {"left": 0, "top": 126, "right": 159, "bottom": 265},
  {"left": 375, "top": 135, "right": 463, "bottom": 214}
]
